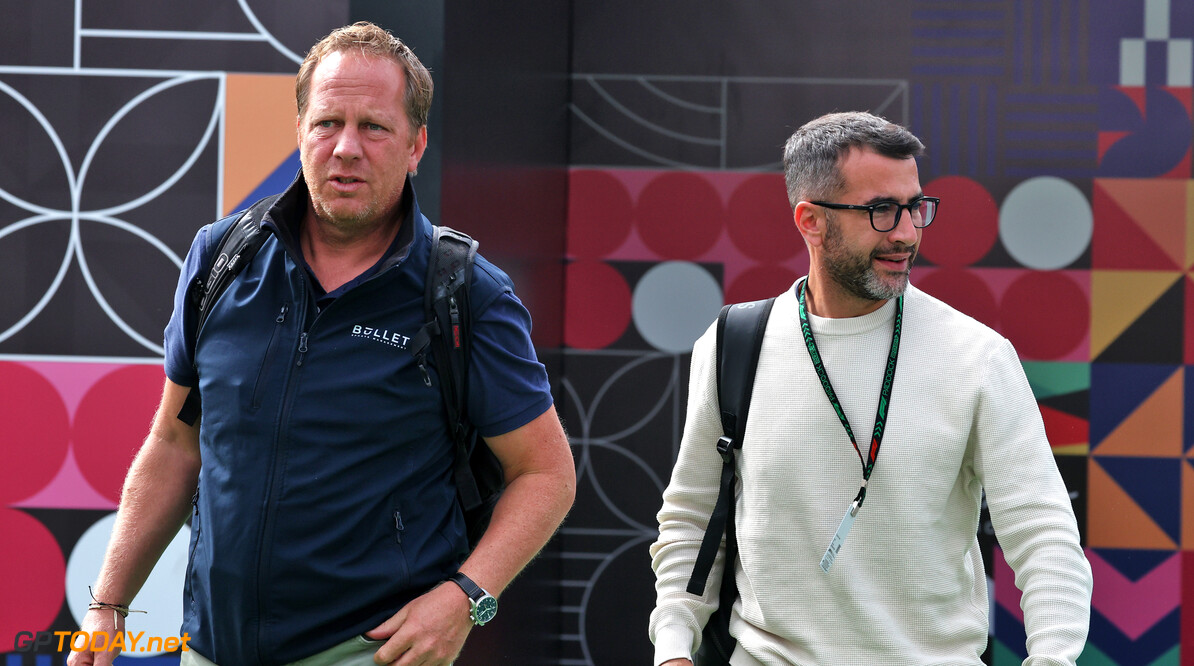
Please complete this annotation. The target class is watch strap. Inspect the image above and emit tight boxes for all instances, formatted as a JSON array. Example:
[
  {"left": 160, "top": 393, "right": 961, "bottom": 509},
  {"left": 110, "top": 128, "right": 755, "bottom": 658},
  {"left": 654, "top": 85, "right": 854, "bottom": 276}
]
[{"left": 448, "top": 572, "right": 485, "bottom": 601}]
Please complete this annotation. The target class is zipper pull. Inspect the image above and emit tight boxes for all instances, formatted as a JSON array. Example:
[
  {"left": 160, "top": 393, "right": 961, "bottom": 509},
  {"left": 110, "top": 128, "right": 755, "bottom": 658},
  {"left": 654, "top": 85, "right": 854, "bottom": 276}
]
[
  {"left": 394, "top": 511, "right": 405, "bottom": 543},
  {"left": 297, "top": 332, "right": 309, "bottom": 366},
  {"left": 416, "top": 354, "right": 432, "bottom": 387},
  {"left": 276, "top": 304, "right": 289, "bottom": 323}
]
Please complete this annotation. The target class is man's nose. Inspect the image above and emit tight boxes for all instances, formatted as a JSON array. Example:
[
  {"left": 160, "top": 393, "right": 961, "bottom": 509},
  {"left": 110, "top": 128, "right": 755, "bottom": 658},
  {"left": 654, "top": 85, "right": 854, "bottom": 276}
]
[{"left": 334, "top": 127, "right": 362, "bottom": 161}]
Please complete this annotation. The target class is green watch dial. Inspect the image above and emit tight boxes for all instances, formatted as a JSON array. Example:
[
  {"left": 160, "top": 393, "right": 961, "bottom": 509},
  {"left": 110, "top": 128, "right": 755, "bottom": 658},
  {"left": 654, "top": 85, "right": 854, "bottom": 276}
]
[{"left": 473, "top": 595, "right": 498, "bottom": 625}]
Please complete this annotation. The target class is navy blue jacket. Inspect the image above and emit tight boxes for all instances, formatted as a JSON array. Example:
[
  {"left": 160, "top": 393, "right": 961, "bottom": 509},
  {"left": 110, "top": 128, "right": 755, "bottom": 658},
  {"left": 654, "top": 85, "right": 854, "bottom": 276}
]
[{"left": 164, "top": 175, "right": 552, "bottom": 665}]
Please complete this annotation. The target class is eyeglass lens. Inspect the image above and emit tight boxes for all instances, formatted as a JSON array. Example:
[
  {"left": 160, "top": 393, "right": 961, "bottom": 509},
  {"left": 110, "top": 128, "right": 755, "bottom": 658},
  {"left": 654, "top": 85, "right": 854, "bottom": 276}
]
[{"left": 874, "top": 199, "right": 936, "bottom": 231}]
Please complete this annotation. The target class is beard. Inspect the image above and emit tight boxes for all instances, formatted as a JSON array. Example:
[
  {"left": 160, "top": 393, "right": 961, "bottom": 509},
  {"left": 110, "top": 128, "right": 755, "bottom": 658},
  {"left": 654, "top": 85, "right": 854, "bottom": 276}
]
[
  {"left": 823, "top": 214, "right": 917, "bottom": 302},
  {"left": 303, "top": 164, "right": 401, "bottom": 234}
]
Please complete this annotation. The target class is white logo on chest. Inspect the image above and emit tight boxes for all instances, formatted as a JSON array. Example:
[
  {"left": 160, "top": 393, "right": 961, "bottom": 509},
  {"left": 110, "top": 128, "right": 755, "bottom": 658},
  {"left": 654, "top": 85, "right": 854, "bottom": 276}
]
[{"left": 352, "top": 324, "right": 412, "bottom": 349}]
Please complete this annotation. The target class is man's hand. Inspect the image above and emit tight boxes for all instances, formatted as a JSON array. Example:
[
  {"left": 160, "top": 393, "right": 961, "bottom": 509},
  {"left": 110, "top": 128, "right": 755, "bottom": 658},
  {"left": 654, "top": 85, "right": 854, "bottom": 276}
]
[
  {"left": 66, "top": 609, "right": 123, "bottom": 666},
  {"left": 365, "top": 582, "right": 474, "bottom": 665}
]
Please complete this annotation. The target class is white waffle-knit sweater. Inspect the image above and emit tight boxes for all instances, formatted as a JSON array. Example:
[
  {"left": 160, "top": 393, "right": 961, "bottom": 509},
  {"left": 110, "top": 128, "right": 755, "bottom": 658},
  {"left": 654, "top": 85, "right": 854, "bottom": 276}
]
[{"left": 651, "top": 281, "right": 1091, "bottom": 666}]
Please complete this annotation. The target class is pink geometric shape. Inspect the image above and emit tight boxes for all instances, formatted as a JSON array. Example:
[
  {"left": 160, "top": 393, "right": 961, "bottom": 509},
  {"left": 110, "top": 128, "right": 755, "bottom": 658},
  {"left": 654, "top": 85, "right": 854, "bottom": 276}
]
[
  {"left": 1088, "top": 549, "right": 1180, "bottom": 641},
  {"left": 568, "top": 169, "right": 634, "bottom": 260},
  {"left": 993, "top": 546, "right": 1024, "bottom": 623},
  {"left": 0, "top": 362, "right": 70, "bottom": 504},
  {"left": 564, "top": 260, "right": 632, "bottom": 349},
  {"left": 12, "top": 448, "right": 118, "bottom": 510},
  {"left": 635, "top": 172, "right": 724, "bottom": 260},
  {"left": 918, "top": 176, "right": 998, "bottom": 268},
  {"left": 0, "top": 508, "right": 66, "bottom": 648},
  {"left": 727, "top": 174, "right": 802, "bottom": 263},
  {"left": 73, "top": 365, "right": 166, "bottom": 503}
]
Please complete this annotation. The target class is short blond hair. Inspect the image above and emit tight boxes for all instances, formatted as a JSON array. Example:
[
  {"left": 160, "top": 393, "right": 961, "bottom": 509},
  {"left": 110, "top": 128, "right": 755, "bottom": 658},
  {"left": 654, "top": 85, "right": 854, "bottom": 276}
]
[{"left": 295, "top": 21, "right": 433, "bottom": 130}]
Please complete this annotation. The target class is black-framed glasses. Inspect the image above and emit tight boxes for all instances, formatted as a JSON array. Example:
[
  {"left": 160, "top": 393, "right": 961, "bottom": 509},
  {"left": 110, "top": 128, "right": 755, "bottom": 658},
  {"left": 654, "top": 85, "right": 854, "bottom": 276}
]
[{"left": 808, "top": 196, "right": 940, "bottom": 233}]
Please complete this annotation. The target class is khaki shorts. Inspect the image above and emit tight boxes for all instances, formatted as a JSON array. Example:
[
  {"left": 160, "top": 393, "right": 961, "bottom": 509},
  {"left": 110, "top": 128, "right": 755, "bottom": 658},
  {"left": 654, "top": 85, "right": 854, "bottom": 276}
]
[{"left": 181, "top": 634, "right": 385, "bottom": 666}]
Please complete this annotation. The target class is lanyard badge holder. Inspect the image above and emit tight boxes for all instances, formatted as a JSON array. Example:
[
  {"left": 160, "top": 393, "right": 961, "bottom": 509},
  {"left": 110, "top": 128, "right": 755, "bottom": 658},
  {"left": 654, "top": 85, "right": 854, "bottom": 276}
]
[{"left": 796, "top": 281, "right": 902, "bottom": 572}]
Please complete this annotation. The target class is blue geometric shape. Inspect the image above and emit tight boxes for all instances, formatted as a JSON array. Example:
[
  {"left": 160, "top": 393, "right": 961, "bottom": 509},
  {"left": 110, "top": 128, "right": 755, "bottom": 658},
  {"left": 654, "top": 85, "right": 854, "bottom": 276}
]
[
  {"left": 233, "top": 148, "right": 301, "bottom": 213},
  {"left": 1098, "top": 87, "right": 1192, "bottom": 177},
  {"left": 1186, "top": 366, "right": 1194, "bottom": 454},
  {"left": 1093, "top": 547, "right": 1179, "bottom": 582},
  {"left": 993, "top": 604, "right": 1028, "bottom": 661},
  {"left": 1097, "top": 457, "right": 1181, "bottom": 543},
  {"left": 1090, "top": 363, "right": 1179, "bottom": 446},
  {"left": 1087, "top": 605, "right": 1179, "bottom": 665}
]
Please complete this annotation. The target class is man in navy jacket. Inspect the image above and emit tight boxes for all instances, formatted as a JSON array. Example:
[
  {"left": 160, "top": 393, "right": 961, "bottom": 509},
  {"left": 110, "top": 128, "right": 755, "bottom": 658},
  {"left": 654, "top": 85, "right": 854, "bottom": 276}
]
[{"left": 71, "top": 22, "right": 575, "bottom": 666}]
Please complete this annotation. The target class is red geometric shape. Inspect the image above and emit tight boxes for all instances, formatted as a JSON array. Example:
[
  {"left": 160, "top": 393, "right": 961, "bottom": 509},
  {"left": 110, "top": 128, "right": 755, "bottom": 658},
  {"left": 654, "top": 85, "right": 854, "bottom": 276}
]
[
  {"left": 72, "top": 365, "right": 166, "bottom": 503},
  {"left": 917, "top": 176, "right": 998, "bottom": 267},
  {"left": 0, "top": 508, "right": 65, "bottom": 647},
  {"left": 1040, "top": 404, "right": 1089, "bottom": 449},
  {"left": 0, "top": 362, "right": 70, "bottom": 504},
  {"left": 726, "top": 174, "right": 802, "bottom": 263},
  {"left": 564, "top": 260, "right": 632, "bottom": 349},
  {"left": 914, "top": 267, "right": 999, "bottom": 331},
  {"left": 1184, "top": 552, "right": 1194, "bottom": 665},
  {"left": 725, "top": 264, "right": 799, "bottom": 304},
  {"left": 635, "top": 172, "right": 724, "bottom": 260},
  {"left": 1116, "top": 86, "right": 1148, "bottom": 117},
  {"left": 567, "top": 169, "right": 634, "bottom": 260},
  {"left": 1098, "top": 131, "right": 1132, "bottom": 162},
  {"left": 1092, "top": 181, "right": 1184, "bottom": 270},
  {"left": 1161, "top": 146, "right": 1192, "bottom": 179},
  {"left": 1000, "top": 272, "right": 1088, "bottom": 360}
]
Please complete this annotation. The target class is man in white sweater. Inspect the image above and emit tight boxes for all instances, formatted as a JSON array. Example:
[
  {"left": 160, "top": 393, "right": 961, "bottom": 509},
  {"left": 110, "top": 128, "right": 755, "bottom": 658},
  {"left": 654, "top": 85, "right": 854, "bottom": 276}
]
[{"left": 650, "top": 112, "right": 1092, "bottom": 665}]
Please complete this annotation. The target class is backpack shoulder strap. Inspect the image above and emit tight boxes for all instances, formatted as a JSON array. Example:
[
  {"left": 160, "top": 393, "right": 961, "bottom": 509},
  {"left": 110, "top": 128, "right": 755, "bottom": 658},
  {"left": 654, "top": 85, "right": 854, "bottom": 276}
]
[
  {"left": 176, "top": 193, "right": 281, "bottom": 425},
  {"left": 686, "top": 296, "right": 775, "bottom": 596},
  {"left": 410, "top": 225, "right": 485, "bottom": 509}
]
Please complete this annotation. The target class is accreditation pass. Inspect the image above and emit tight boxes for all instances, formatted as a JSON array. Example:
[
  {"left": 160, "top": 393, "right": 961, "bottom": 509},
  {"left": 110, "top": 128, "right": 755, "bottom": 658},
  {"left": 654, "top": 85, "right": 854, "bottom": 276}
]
[{"left": 819, "top": 500, "right": 860, "bottom": 572}]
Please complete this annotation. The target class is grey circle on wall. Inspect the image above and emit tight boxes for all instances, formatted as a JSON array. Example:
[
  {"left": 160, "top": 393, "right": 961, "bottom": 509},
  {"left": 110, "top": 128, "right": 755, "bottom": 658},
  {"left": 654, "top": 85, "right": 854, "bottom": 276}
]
[
  {"left": 998, "top": 176, "right": 1093, "bottom": 270},
  {"left": 632, "top": 261, "right": 723, "bottom": 353}
]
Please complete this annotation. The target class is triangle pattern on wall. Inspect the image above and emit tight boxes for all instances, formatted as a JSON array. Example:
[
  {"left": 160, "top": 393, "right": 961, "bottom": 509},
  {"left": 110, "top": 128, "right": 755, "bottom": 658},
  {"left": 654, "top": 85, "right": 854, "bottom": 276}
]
[
  {"left": 1091, "top": 271, "right": 1181, "bottom": 359},
  {"left": 1093, "top": 274, "right": 1184, "bottom": 363},
  {"left": 1087, "top": 458, "right": 1177, "bottom": 549},
  {"left": 1093, "top": 180, "right": 1185, "bottom": 270},
  {"left": 1092, "top": 367, "right": 1182, "bottom": 457}
]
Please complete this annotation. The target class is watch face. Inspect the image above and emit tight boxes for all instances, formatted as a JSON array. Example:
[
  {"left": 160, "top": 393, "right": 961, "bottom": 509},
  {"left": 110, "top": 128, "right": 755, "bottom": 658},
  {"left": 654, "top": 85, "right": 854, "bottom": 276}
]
[{"left": 473, "top": 596, "right": 498, "bottom": 625}]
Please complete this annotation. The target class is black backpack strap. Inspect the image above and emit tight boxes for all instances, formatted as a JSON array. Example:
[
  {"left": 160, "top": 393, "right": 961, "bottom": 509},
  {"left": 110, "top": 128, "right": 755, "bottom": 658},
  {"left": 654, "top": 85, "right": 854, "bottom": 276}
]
[
  {"left": 686, "top": 297, "right": 775, "bottom": 596},
  {"left": 176, "top": 194, "right": 281, "bottom": 426},
  {"left": 409, "top": 226, "right": 488, "bottom": 510}
]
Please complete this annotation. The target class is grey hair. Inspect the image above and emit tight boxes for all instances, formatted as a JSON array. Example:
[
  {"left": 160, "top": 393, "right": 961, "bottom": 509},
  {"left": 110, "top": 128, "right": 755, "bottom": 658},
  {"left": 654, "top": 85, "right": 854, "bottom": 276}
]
[{"left": 781, "top": 111, "right": 925, "bottom": 208}]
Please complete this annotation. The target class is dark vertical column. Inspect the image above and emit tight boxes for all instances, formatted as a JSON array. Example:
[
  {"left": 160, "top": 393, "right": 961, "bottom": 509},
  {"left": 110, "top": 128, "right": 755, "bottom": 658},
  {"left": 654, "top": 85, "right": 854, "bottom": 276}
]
[
  {"left": 349, "top": 0, "right": 445, "bottom": 227},
  {"left": 442, "top": 2, "right": 572, "bottom": 665}
]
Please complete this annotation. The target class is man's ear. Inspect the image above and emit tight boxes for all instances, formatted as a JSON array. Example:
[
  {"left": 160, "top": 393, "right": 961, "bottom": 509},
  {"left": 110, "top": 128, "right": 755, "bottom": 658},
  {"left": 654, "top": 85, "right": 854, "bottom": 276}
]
[{"left": 794, "top": 201, "right": 825, "bottom": 248}]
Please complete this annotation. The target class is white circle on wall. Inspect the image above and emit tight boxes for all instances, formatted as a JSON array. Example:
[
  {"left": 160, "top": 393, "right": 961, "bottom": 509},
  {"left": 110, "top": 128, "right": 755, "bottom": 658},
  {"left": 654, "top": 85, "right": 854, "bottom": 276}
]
[
  {"left": 999, "top": 177, "right": 1092, "bottom": 269},
  {"left": 66, "top": 512, "right": 191, "bottom": 657},
  {"left": 632, "top": 261, "right": 723, "bottom": 353}
]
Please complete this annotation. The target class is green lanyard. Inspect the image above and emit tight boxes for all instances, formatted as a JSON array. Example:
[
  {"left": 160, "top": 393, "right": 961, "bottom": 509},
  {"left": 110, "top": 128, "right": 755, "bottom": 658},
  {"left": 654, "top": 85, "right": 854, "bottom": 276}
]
[{"left": 796, "top": 279, "right": 903, "bottom": 571}]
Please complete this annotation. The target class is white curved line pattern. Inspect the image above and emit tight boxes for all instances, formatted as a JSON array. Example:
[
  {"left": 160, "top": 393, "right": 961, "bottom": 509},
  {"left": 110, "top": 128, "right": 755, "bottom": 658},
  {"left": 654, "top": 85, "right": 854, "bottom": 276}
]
[
  {"left": 585, "top": 77, "right": 722, "bottom": 146},
  {"left": 77, "top": 74, "right": 223, "bottom": 216},
  {"left": 237, "top": 0, "right": 305, "bottom": 65},
  {"left": 0, "top": 214, "right": 76, "bottom": 346},
  {"left": 0, "top": 80, "right": 78, "bottom": 213},
  {"left": 0, "top": 73, "right": 221, "bottom": 353},
  {"left": 637, "top": 78, "right": 722, "bottom": 113}
]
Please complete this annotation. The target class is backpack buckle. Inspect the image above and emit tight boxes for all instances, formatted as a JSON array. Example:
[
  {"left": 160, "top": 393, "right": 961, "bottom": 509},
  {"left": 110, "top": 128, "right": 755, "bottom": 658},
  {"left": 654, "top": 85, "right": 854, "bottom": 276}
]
[{"left": 716, "top": 436, "right": 733, "bottom": 456}]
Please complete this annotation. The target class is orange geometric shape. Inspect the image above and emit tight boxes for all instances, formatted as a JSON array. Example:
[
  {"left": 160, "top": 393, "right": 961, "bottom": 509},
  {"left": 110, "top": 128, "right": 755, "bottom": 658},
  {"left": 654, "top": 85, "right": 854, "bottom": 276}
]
[
  {"left": 1090, "top": 270, "right": 1183, "bottom": 358},
  {"left": 223, "top": 74, "right": 299, "bottom": 216},
  {"left": 1095, "top": 179, "right": 1187, "bottom": 269},
  {"left": 1093, "top": 367, "right": 1183, "bottom": 457},
  {"left": 1188, "top": 181, "right": 1194, "bottom": 271},
  {"left": 1088, "top": 458, "right": 1177, "bottom": 549}
]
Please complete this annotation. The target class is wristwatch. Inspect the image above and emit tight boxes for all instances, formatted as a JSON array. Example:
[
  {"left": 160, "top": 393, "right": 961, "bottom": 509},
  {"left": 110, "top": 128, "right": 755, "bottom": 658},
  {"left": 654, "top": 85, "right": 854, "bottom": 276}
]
[{"left": 448, "top": 572, "right": 498, "bottom": 626}]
